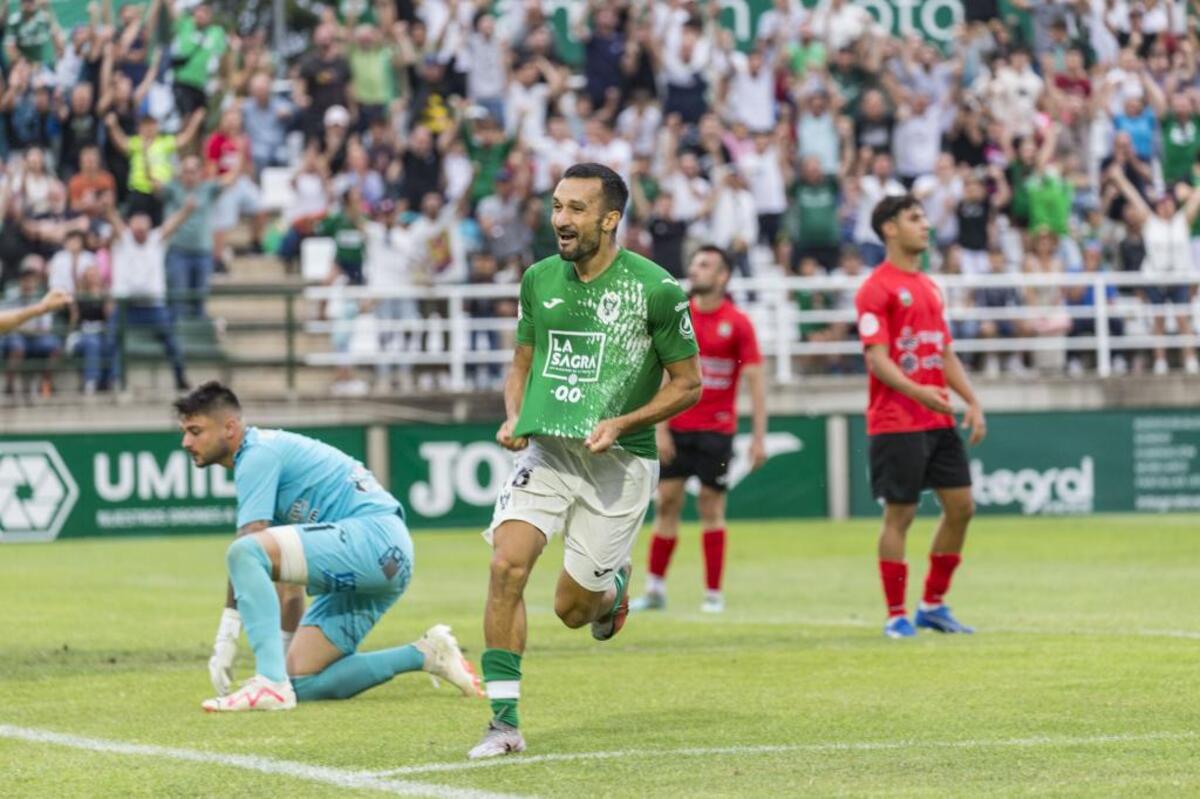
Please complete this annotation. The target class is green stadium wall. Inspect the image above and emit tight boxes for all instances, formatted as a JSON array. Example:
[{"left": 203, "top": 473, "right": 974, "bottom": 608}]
[
  {"left": 0, "top": 427, "right": 365, "bottom": 542},
  {"left": 8, "top": 408, "right": 1200, "bottom": 540},
  {"left": 847, "top": 410, "right": 1200, "bottom": 517}
]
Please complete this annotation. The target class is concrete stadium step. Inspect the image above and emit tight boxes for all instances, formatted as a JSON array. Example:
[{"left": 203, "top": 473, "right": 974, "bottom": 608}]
[
  {"left": 206, "top": 294, "right": 306, "bottom": 323},
  {"left": 213, "top": 254, "right": 298, "bottom": 284},
  {"left": 219, "top": 328, "right": 326, "bottom": 357}
]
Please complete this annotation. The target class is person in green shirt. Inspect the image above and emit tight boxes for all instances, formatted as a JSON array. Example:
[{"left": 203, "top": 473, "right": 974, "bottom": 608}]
[
  {"left": 105, "top": 108, "right": 206, "bottom": 225},
  {"left": 168, "top": 1, "right": 228, "bottom": 117},
  {"left": 1025, "top": 166, "right": 1074, "bottom": 237},
  {"left": 1160, "top": 94, "right": 1200, "bottom": 184},
  {"left": 460, "top": 111, "right": 517, "bottom": 207},
  {"left": 163, "top": 155, "right": 228, "bottom": 319},
  {"left": 470, "top": 162, "right": 700, "bottom": 761},
  {"left": 316, "top": 186, "right": 368, "bottom": 286},
  {"left": 348, "top": 24, "right": 395, "bottom": 132},
  {"left": 4, "top": 0, "right": 59, "bottom": 66},
  {"left": 786, "top": 156, "right": 842, "bottom": 271}
]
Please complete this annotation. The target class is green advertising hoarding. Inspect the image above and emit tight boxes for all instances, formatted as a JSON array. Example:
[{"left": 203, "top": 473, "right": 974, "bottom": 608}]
[
  {"left": 0, "top": 427, "right": 365, "bottom": 542},
  {"left": 389, "top": 416, "right": 827, "bottom": 529},
  {"left": 848, "top": 410, "right": 1200, "bottom": 517}
]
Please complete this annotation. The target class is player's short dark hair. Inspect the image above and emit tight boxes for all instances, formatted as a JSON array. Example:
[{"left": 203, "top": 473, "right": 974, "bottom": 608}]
[
  {"left": 562, "top": 162, "right": 628, "bottom": 218},
  {"left": 174, "top": 381, "right": 241, "bottom": 418},
  {"left": 871, "top": 194, "right": 923, "bottom": 242},
  {"left": 693, "top": 244, "right": 731, "bottom": 273}
]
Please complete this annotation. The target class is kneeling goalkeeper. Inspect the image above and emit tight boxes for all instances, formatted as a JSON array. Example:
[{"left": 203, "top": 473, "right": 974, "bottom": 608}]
[{"left": 177, "top": 381, "right": 482, "bottom": 711}]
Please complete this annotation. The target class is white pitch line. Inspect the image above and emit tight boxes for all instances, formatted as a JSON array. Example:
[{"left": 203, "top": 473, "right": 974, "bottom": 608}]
[
  {"left": 369, "top": 730, "right": 1198, "bottom": 778},
  {"left": 0, "top": 724, "right": 529, "bottom": 799}
]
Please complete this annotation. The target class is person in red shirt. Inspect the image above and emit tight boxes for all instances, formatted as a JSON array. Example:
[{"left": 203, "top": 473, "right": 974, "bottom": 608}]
[
  {"left": 855, "top": 195, "right": 986, "bottom": 639},
  {"left": 631, "top": 246, "right": 767, "bottom": 614},
  {"left": 204, "top": 108, "right": 267, "bottom": 268}
]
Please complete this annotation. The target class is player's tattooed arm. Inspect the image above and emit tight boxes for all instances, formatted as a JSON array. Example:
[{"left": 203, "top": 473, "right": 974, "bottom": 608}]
[
  {"left": 224, "top": 520, "right": 271, "bottom": 609},
  {"left": 586, "top": 355, "right": 702, "bottom": 453}
]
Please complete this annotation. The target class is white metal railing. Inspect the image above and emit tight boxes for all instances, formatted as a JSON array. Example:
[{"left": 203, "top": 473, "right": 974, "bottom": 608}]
[{"left": 303, "top": 272, "right": 1200, "bottom": 388}]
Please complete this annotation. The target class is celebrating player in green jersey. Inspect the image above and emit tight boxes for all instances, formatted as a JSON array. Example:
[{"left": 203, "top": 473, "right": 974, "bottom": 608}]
[{"left": 469, "top": 163, "right": 702, "bottom": 759}]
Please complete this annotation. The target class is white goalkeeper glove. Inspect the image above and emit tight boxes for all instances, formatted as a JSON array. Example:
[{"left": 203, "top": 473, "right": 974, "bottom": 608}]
[{"left": 208, "top": 608, "right": 241, "bottom": 696}]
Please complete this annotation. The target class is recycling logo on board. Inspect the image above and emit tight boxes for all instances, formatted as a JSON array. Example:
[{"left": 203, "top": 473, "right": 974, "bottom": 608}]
[{"left": 0, "top": 442, "right": 79, "bottom": 542}]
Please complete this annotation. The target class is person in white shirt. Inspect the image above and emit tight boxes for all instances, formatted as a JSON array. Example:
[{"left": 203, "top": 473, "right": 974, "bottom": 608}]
[
  {"left": 103, "top": 197, "right": 196, "bottom": 391},
  {"left": 1109, "top": 165, "right": 1200, "bottom": 374},
  {"left": 580, "top": 117, "right": 633, "bottom": 185},
  {"left": 505, "top": 56, "right": 565, "bottom": 144},
  {"left": 811, "top": 0, "right": 879, "bottom": 51},
  {"left": 661, "top": 18, "right": 712, "bottom": 124},
  {"left": 709, "top": 168, "right": 759, "bottom": 279},
  {"left": 853, "top": 151, "right": 905, "bottom": 266},
  {"left": 662, "top": 150, "right": 715, "bottom": 243},
  {"left": 615, "top": 89, "right": 663, "bottom": 159},
  {"left": 723, "top": 47, "right": 777, "bottom": 132},
  {"left": 912, "top": 154, "right": 964, "bottom": 248},
  {"left": 47, "top": 230, "right": 98, "bottom": 294},
  {"left": 892, "top": 93, "right": 952, "bottom": 185},
  {"left": 407, "top": 190, "right": 467, "bottom": 287},
  {"left": 737, "top": 130, "right": 790, "bottom": 246},
  {"left": 532, "top": 115, "right": 582, "bottom": 194},
  {"left": 364, "top": 201, "right": 417, "bottom": 392}
]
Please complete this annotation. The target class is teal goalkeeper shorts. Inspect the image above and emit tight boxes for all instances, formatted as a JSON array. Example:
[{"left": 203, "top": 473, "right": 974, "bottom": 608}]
[{"left": 295, "top": 513, "right": 414, "bottom": 654}]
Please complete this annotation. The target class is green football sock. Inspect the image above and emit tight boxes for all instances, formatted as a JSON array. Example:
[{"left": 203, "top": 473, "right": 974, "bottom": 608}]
[{"left": 482, "top": 648, "right": 522, "bottom": 728}]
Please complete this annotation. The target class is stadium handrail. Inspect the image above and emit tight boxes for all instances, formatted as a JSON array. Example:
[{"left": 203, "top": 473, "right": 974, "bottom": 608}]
[{"left": 304, "top": 272, "right": 1200, "bottom": 384}]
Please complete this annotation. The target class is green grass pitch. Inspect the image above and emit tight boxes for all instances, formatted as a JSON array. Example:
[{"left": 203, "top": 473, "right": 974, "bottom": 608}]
[{"left": 1, "top": 516, "right": 1198, "bottom": 797}]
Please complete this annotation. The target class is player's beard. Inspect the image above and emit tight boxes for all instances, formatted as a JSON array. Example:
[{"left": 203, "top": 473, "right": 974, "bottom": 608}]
[{"left": 557, "top": 221, "right": 603, "bottom": 262}]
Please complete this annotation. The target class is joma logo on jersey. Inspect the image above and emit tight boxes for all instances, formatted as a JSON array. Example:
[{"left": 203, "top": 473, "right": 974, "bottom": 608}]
[{"left": 543, "top": 330, "right": 606, "bottom": 384}]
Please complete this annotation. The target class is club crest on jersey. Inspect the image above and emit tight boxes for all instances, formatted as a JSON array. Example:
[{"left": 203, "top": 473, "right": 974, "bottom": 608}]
[
  {"left": 597, "top": 291, "right": 621, "bottom": 324},
  {"left": 898, "top": 288, "right": 913, "bottom": 307},
  {"left": 680, "top": 312, "right": 695, "bottom": 339},
  {"left": 718, "top": 320, "right": 733, "bottom": 338}
]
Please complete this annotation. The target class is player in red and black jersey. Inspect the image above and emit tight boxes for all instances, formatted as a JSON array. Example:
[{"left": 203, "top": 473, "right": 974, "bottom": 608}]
[
  {"left": 631, "top": 246, "right": 767, "bottom": 614},
  {"left": 855, "top": 195, "right": 986, "bottom": 638}
]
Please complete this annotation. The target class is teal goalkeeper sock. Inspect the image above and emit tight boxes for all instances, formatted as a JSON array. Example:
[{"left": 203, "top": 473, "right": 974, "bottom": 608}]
[
  {"left": 482, "top": 648, "right": 521, "bottom": 727},
  {"left": 292, "top": 645, "right": 425, "bottom": 701},
  {"left": 226, "top": 536, "right": 287, "bottom": 683}
]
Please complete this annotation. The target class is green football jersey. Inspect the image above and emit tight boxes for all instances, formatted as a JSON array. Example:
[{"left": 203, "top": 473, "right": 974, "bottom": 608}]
[{"left": 513, "top": 250, "right": 699, "bottom": 458}]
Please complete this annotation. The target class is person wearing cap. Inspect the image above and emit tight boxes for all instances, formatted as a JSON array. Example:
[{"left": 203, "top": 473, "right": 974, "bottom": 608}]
[
  {"left": 1108, "top": 166, "right": 1200, "bottom": 375},
  {"left": 2, "top": 255, "right": 64, "bottom": 398},
  {"left": 105, "top": 107, "right": 206, "bottom": 226}
]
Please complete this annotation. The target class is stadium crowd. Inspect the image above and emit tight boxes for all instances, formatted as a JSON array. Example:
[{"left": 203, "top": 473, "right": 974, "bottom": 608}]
[{"left": 4, "top": 0, "right": 1200, "bottom": 397}]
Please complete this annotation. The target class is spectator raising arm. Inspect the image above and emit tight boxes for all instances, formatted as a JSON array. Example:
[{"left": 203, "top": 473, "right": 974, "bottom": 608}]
[
  {"left": 176, "top": 108, "right": 208, "bottom": 151},
  {"left": 159, "top": 194, "right": 198, "bottom": 241}
]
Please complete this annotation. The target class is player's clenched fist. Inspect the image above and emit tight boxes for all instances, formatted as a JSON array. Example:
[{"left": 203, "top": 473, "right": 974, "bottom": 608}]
[
  {"left": 585, "top": 419, "right": 624, "bottom": 454},
  {"left": 496, "top": 418, "right": 528, "bottom": 451},
  {"left": 39, "top": 288, "right": 72, "bottom": 313}
]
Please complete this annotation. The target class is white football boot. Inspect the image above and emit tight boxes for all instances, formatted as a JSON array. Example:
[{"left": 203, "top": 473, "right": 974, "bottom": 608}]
[
  {"left": 467, "top": 721, "right": 527, "bottom": 759},
  {"left": 415, "top": 624, "right": 484, "bottom": 697},
  {"left": 202, "top": 674, "right": 296, "bottom": 712}
]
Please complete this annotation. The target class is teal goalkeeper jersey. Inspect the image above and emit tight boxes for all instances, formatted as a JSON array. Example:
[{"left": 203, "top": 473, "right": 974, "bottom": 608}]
[
  {"left": 233, "top": 427, "right": 401, "bottom": 528},
  {"left": 513, "top": 249, "right": 699, "bottom": 458}
]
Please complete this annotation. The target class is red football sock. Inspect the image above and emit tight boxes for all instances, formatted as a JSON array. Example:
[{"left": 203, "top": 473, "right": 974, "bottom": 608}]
[
  {"left": 647, "top": 534, "right": 678, "bottom": 579},
  {"left": 702, "top": 528, "right": 726, "bottom": 592},
  {"left": 879, "top": 560, "right": 908, "bottom": 618},
  {"left": 922, "top": 553, "right": 962, "bottom": 606}
]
